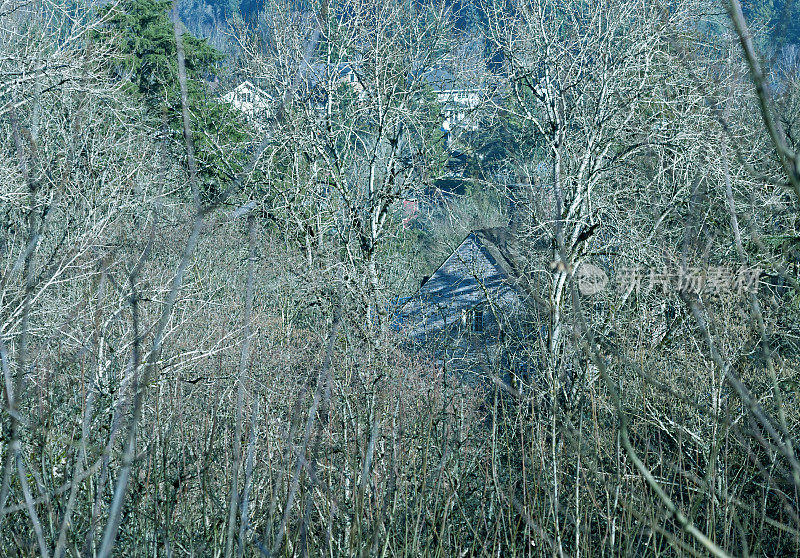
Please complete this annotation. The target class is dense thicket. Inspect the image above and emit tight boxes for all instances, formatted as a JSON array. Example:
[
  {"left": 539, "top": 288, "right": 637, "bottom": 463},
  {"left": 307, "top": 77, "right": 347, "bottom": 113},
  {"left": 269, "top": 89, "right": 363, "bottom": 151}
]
[{"left": 1, "top": 0, "right": 799, "bottom": 556}]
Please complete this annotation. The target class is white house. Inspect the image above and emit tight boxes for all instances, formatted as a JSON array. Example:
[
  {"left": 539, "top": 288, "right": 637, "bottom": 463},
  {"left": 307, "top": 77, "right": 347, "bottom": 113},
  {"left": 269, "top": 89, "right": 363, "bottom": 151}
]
[
  {"left": 423, "top": 68, "right": 483, "bottom": 133},
  {"left": 221, "top": 81, "right": 272, "bottom": 120}
]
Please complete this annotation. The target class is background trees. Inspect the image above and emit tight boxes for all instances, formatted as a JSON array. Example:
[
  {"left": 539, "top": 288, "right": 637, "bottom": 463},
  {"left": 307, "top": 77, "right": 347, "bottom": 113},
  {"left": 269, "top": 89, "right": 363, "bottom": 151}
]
[
  {"left": 479, "top": 0, "right": 800, "bottom": 555},
  {"left": 235, "top": 0, "right": 453, "bottom": 332},
  {"left": 93, "top": 0, "right": 251, "bottom": 198}
]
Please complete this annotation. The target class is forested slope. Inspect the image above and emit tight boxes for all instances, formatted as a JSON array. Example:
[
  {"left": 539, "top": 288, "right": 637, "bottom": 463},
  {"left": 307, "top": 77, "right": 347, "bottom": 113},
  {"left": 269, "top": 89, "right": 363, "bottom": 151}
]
[{"left": 1, "top": 0, "right": 800, "bottom": 556}]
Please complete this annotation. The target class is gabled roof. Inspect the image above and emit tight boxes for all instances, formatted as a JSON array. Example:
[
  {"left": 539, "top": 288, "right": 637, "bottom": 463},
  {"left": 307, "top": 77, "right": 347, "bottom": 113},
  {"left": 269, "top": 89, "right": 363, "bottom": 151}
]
[
  {"left": 221, "top": 81, "right": 272, "bottom": 116},
  {"left": 422, "top": 67, "right": 483, "bottom": 93},
  {"left": 475, "top": 227, "right": 549, "bottom": 304},
  {"left": 308, "top": 62, "right": 360, "bottom": 88},
  {"left": 418, "top": 230, "right": 516, "bottom": 305},
  {"left": 396, "top": 227, "right": 549, "bottom": 337}
]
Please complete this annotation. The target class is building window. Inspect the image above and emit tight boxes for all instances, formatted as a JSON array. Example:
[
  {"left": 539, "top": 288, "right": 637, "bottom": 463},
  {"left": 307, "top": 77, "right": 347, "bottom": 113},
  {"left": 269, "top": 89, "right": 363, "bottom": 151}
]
[
  {"left": 460, "top": 305, "right": 485, "bottom": 334},
  {"left": 472, "top": 306, "right": 484, "bottom": 332}
]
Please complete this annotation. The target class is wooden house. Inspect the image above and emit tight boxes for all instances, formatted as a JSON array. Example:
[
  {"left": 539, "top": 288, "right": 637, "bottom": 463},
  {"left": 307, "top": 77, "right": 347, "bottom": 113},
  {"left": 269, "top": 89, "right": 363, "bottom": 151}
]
[{"left": 396, "top": 227, "right": 550, "bottom": 384}]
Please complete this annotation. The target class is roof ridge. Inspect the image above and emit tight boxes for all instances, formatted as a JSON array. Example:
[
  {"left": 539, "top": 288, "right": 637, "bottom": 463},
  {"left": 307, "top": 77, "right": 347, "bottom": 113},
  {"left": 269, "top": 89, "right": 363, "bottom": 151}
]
[{"left": 474, "top": 228, "right": 549, "bottom": 310}]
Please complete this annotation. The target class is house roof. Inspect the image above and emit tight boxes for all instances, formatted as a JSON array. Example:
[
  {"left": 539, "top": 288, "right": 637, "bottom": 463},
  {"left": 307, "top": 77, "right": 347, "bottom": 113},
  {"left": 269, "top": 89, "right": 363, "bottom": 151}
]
[
  {"left": 476, "top": 227, "right": 549, "bottom": 303},
  {"left": 422, "top": 67, "right": 483, "bottom": 93},
  {"left": 308, "top": 62, "right": 359, "bottom": 87},
  {"left": 223, "top": 81, "right": 271, "bottom": 99},
  {"left": 221, "top": 81, "right": 272, "bottom": 115},
  {"left": 396, "top": 227, "right": 549, "bottom": 337}
]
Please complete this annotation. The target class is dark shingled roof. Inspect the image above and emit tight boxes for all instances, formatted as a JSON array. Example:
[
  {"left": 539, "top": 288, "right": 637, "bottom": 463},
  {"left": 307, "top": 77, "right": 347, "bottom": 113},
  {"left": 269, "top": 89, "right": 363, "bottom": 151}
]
[{"left": 396, "top": 227, "right": 549, "bottom": 339}]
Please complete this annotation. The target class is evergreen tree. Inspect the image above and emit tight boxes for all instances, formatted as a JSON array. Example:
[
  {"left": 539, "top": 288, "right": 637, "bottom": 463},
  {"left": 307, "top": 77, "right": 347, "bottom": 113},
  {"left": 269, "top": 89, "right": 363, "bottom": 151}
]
[{"left": 93, "top": 0, "right": 249, "bottom": 199}]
